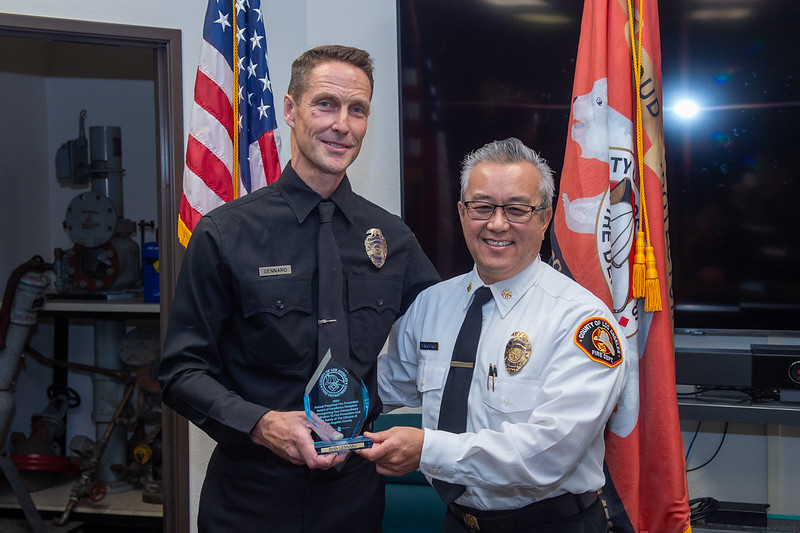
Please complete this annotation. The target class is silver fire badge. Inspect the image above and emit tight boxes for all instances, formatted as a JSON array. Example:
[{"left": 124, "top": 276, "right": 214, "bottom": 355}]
[{"left": 364, "top": 228, "right": 387, "bottom": 268}]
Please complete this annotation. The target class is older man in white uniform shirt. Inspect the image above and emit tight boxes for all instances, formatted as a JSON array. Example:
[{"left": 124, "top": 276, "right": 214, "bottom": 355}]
[{"left": 358, "top": 137, "right": 629, "bottom": 533}]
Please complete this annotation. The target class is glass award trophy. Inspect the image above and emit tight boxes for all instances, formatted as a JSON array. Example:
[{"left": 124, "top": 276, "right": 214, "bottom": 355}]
[{"left": 304, "top": 349, "right": 373, "bottom": 454}]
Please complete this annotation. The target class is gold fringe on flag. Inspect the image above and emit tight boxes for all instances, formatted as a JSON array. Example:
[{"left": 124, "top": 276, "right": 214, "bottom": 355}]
[
  {"left": 178, "top": 217, "right": 192, "bottom": 249},
  {"left": 627, "top": 0, "right": 661, "bottom": 310},
  {"left": 645, "top": 245, "right": 662, "bottom": 311},
  {"left": 632, "top": 230, "right": 646, "bottom": 297}
]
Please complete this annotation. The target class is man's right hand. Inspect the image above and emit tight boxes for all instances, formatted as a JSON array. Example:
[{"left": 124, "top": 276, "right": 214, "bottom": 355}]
[
  {"left": 249, "top": 410, "right": 347, "bottom": 470},
  {"left": 356, "top": 426, "right": 424, "bottom": 476}
]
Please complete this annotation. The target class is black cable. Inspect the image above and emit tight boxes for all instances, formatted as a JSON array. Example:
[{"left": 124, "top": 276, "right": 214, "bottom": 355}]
[
  {"left": 689, "top": 497, "right": 719, "bottom": 522},
  {"left": 686, "top": 421, "right": 729, "bottom": 472}
]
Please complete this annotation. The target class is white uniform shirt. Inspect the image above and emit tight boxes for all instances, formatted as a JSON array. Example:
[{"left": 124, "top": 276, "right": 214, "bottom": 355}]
[{"left": 378, "top": 257, "right": 629, "bottom": 511}]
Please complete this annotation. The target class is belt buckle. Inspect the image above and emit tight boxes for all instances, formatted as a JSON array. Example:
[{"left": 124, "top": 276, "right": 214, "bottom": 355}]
[{"left": 463, "top": 512, "right": 481, "bottom": 532}]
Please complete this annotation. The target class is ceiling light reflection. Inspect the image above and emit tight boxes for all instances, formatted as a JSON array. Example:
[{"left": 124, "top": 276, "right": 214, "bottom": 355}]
[{"left": 673, "top": 99, "right": 701, "bottom": 119}]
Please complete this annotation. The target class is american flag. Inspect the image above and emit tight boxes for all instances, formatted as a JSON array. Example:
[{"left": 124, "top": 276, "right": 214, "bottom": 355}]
[{"left": 178, "top": 0, "right": 283, "bottom": 247}]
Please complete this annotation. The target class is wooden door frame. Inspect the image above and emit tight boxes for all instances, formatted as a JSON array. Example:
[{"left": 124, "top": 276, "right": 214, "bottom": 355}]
[{"left": 0, "top": 13, "right": 189, "bottom": 533}]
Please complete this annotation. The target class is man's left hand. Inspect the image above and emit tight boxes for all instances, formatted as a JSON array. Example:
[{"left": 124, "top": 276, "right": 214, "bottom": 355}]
[{"left": 356, "top": 426, "right": 423, "bottom": 476}]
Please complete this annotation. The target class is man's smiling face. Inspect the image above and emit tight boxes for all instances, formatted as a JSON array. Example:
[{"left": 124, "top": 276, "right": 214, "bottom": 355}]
[
  {"left": 458, "top": 161, "right": 552, "bottom": 285},
  {"left": 284, "top": 60, "right": 371, "bottom": 190}
]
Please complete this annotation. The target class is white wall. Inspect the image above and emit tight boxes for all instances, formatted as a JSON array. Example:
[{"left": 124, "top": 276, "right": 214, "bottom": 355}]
[
  {"left": 258, "top": 0, "right": 403, "bottom": 213},
  {"left": 0, "top": 70, "right": 51, "bottom": 290}
]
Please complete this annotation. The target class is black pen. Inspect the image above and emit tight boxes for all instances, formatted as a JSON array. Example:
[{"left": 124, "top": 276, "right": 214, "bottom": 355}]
[{"left": 487, "top": 364, "right": 497, "bottom": 391}]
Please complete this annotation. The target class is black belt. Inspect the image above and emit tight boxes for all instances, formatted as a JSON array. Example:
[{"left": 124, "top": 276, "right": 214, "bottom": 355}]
[{"left": 448, "top": 491, "right": 599, "bottom": 533}]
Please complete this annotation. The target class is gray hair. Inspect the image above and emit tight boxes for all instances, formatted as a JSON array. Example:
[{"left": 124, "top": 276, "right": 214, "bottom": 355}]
[{"left": 459, "top": 137, "right": 555, "bottom": 214}]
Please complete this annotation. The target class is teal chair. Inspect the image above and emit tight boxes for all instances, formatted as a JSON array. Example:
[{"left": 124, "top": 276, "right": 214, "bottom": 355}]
[{"left": 374, "top": 412, "right": 446, "bottom": 533}]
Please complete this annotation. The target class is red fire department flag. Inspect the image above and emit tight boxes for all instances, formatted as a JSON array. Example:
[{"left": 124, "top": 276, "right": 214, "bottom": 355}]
[{"left": 549, "top": 0, "right": 692, "bottom": 531}]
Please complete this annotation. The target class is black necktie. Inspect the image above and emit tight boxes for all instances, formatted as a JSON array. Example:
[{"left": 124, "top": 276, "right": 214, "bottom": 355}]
[
  {"left": 317, "top": 201, "right": 349, "bottom": 363},
  {"left": 432, "top": 286, "right": 493, "bottom": 504}
]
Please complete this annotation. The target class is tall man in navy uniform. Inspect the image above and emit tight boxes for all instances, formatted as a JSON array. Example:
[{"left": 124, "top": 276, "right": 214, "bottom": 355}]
[
  {"left": 159, "top": 45, "right": 439, "bottom": 532},
  {"left": 358, "top": 138, "right": 629, "bottom": 533}
]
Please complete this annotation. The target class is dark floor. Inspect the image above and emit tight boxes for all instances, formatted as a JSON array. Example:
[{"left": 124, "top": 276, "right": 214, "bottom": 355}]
[
  {"left": 693, "top": 518, "right": 800, "bottom": 533},
  {"left": 0, "top": 512, "right": 161, "bottom": 533},
  {"left": 1, "top": 515, "right": 797, "bottom": 533}
]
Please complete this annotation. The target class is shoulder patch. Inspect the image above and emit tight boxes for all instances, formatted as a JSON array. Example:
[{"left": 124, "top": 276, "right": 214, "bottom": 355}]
[{"left": 574, "top": 317, "right": 623, "bottom": 368}]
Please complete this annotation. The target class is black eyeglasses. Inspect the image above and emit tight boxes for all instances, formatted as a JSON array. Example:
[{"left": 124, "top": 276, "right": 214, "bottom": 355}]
[{"left": 462, "top": 201, "right": 547, "bottom": 223}]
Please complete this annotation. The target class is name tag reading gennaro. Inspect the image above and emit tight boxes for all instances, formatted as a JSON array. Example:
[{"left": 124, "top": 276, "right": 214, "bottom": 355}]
[{"left": 259, "top": 265, "right": 292, "bottom": 277}]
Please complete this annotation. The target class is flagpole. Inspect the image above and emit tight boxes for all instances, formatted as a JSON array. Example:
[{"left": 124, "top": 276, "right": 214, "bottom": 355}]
[{"left": 231, "top": 0, "right": 240, "bottom": 200}]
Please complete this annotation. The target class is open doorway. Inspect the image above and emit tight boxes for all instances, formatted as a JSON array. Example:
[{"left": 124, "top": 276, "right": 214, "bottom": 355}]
[{"left": 0, "top": 13, "right": 187, "bottom": 533}]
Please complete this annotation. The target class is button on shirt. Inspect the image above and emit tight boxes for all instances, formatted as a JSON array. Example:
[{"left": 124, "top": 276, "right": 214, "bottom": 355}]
[{"left": 378, "top": 257, "right": 630, "bottom": 511}]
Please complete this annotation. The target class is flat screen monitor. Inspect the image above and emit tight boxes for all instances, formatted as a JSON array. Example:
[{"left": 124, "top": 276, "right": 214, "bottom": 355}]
[{"left": 398, "top": 0, "right": 800, "bottom": 334}]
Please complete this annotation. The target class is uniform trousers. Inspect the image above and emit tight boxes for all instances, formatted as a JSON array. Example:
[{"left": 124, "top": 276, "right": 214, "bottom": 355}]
[{"left": 198, "top": 445, "right": 384, "bottom": 533}]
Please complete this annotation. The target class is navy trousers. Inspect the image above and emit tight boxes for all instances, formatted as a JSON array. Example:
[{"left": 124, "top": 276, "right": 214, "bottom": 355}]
[{"left": 198, "top": 445, "right": 385, "bottom": 533}]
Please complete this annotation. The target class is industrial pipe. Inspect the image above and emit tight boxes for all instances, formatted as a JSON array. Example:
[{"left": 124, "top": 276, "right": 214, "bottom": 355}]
[{"left": 0, "top": 263, "right": 50, "bottom": 449}]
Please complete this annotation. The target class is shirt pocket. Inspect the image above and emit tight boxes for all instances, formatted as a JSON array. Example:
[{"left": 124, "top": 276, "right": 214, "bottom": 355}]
[
  {"left": 347, "top": 276, "right": 402, "bottom": 369},
  {"left": 416, "top": 359, "right": 448, "bottom": 393},
  {"left": 481, "top": 377, "right": 538, "bottom": 425},
  {"left": 416, "top": 359, "right": 449, "bottom": 429},
  {"left": 240, "top": 277, "right": 314, "bottom": 369}
]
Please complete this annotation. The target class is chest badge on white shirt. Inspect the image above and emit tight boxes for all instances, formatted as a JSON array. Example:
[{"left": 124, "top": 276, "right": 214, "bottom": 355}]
[
  {"left": 504, "top": 331, "right": 532, "bottom": 374},
  {"left": 365, "top": 228, "right": 387, "bottom": 268}
]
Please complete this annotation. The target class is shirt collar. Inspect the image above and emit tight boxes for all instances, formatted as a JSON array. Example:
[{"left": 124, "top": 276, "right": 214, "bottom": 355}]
[
  {"left": 462, "top": 257, "right": 545, "bottom": 318},
  {"left": 273, "top": 163, "right": 357, "bottom": 225}
]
